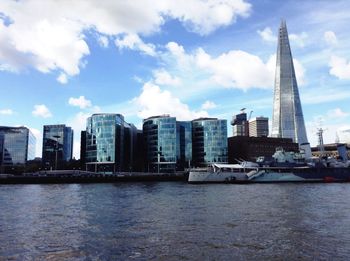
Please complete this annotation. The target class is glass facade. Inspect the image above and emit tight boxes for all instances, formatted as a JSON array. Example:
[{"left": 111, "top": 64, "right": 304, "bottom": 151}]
[
  {"left": 192, "top": 118, "right": 228, "bottom": 167},
  {"left": 0, "top": 126, "right": 36, "bottom": 166},
  {"left": 42, "top": 125, "right": 73, "bottom": 168},
  {"left": 176, "top": 121, "right": 192, "bottom": 169},
  {"left": 143, "top": 116, "right": 177, "bottom": 173},
  {"left": 271, "top": 20, "right": 308, "bottom": 146},
  {"left": 85, "top": 113, "right": 126, "bottom": 172}
]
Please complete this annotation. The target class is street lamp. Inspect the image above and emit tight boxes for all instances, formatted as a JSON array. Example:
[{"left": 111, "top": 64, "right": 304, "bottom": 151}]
[{"left": 53, "top": 135, "right": 60, "bottom": 170}]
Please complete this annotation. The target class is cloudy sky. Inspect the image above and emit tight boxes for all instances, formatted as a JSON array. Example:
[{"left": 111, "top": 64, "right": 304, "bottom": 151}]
[{"left": 1, "top": 0, "right": 350, "bottom": 158}]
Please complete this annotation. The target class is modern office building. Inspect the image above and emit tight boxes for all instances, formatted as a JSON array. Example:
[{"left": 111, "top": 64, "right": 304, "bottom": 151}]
[
  {"left": 231, "top": 112, "right": 248, "bottom": 136},
  {"left": 42, "top": 124, "right": 73, "bottom": 169},
  {"left": 80, "top": 130, "right": 86, "bottom": 169},
  {"left": 124, "top": 123, "right": 138, "bottom": 171},
  {"left": 143, "top": 115, "right": 193, "bottom": 172},
  {"left": 192, "top": 118, "right": 228, "bottom": 167},
  {"left": 0, "top": 126, "right": 36, "bottom": 170},
  {"left": 228, "top": 136, "right": 298, "bottom": 163},
  {"left": 271, "top": 20, "right": 309, "bottom": 148},
  {"left": 143, "top": 115, "right": 177, "bottom": 173},
  {"left": 176, "top": 121, "right": 192, "bottom": 170},
  {"left": 249, "top": 117, "right": 269, "bottom": 137},
  {"left": 84, "top": 113, "right": 138, "bottom": 172}
]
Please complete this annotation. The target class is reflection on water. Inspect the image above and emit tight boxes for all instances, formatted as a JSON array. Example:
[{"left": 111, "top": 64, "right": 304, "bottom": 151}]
[{"left": 1, "top": 183, "right": 350, "bottom": 260}]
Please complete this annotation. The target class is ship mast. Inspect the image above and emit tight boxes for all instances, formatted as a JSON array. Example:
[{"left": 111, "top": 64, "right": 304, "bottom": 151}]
[{"left": 317, "top": 128, "right": 325, "bottom": 158}]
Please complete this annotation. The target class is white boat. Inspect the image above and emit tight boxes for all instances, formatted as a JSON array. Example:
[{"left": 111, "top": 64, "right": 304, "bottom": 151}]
[{"left": 188, "top": 162, "right": 259, "bottom": 184}]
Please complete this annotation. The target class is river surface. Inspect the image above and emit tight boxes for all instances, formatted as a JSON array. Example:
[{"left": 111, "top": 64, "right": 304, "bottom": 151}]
[{"left": 1, "top": 182, "right": 350, "bottom": 260}]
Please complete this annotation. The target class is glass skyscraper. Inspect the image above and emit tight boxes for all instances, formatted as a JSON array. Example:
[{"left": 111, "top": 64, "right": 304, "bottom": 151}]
[
  {"left": 85, "top": 113, "right": 138, "bottom": 172},
  {"left": 192, "top": 118, "right": 228, "bottom": 167},
  {"left": 143, "top": 115, "right": 177, "bottom": 173},
  {"left": 271, "top": 20, "right": 308, "bottom": 146},
  {"left": 0, "top": 126, "right": 36, "bottom": 167},
  {"left": 42, "top": 124, "right": 73, "bottom": 169}
]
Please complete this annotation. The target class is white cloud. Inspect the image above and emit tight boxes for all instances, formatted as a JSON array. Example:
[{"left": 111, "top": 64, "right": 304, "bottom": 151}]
[
  {"left": 98, "top": 35, "right": 109, "bottom": 48},
  {"left": 289, "top": 32, "right": 308, "bottom": 48},
  {"left": 329, "top": 55, "right": 350, "bottom": 80},
  {"left": 0, "top": 109, "right": 13, "bottom": 115},
  {"left": 115, "top": 33, "right": 156, "bottom": 56},
  {"left": 164, "top": 0, "right": 251, "bottom": 35},
  {"left": 257, "top": 27, "right": 276, "bottom": 42},
  {"left": 0, "top": 0, "right": 250, "bottom": 80},
  {"left": 32, "top": 104, "right": 52, "bottom": 118},
  {"left": 324, "top": 31, "right": 338, "bottom": 46},
  {"left": 195, "top": 48, "right": 274, "bottom": 89},
  {"left": 68, "top": 96, "right": 92, "bottom": 109},
  {"left": 153, "top": 69, "right": 181, "bottom": 86},
  {"left": 257, "top": 27, "right": 307, "bottom": 47},
  {"left": 327, "top": 108, "right": 349, "bottom": 118},
  {"left": 338, "top": 126, "right": 350, "bottom": 144},
  {"left": 66, "top": 112, "right": 91, "bottom": 159},
  {"left": 201, "top": 100, "right": 217, "bottom": 110},
  {"left": 133, "top": 82, "right": 208, "bottom": 120},
  {"left": 57, "top": 72, "right": 68, "bottom": 84},
  {"left": 161, "top": 42, "right": 305, "bottom": 92}
]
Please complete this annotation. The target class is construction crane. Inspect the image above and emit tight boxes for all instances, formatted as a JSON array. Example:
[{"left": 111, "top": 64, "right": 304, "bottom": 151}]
[{"left": 248, "top": 110, "right": 253, "bottom": 121}]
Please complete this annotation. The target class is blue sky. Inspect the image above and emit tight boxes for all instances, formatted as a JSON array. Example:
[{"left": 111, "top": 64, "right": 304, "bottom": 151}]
[{"left": 1, "top": 0, "right": 350, "bottom": 158}]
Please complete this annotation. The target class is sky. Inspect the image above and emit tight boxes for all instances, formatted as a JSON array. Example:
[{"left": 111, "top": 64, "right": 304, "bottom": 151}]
[{"left": 1, "top": 0, "right": 350, "bottom": 159}]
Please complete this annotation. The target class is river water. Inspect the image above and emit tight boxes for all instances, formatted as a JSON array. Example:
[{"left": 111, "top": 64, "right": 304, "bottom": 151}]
[{"left": 1, "top": 182, "right": 350, "bottom": 260}]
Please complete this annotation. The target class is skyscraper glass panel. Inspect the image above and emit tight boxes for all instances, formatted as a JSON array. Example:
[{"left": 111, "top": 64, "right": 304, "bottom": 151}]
[
  {"left": 192, "top": 118, "right": 228, "bottom": 167},
  {"left": 0, "top": 126, "right": 36, "bottom": 166},
  {"left": 143, "top": 115, "right": 177, "bottom": 172},
  {"left": 176, "top": 121, "right": 192, "bottom": 169},
  {"left": 85, "top": 113, "right": 125, "bottom": 172},
  {"left": 42, "top": 124, "right": 73, "bottom": 168},
  {"left": 271, "top": 20, "right": 308, "bottom": 145}
]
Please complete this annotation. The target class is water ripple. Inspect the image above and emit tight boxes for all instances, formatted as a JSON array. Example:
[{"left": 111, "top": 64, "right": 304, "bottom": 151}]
[{"left": 1, "top": 183, "right": 350, "bottom": 260}]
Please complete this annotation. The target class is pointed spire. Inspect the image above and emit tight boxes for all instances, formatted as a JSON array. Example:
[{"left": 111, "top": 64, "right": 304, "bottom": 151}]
[{"left": 271, "top": 20, "right": 308, "bottom": 146}]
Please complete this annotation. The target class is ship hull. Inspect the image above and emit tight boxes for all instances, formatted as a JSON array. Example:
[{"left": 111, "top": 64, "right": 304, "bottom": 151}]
[
  {"left": 250, "top": 167, "right": 350, "bottom": 183},
  {"left": 188, "top": 167, "right": 350, "bottom": 184},
  {"left": 188, "top": 171, "right": 249, "bottom": 184}
]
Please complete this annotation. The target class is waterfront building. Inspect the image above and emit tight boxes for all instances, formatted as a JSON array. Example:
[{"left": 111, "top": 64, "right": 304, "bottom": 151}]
[
  {"left": 124, "top": 123, "right": 138, "bottom": 171},
  {"left": 231, "top": 112, "right": 248, "bottom": 136},
  {"left": 249, "top": 117, "right": 269, "bottom": 137},
  {"left": 0, "top": 126, "right": 36, "bottom": 171},
  {"left": 143, "top": 116, "right": 193, "bottom": 172},
  {"left": 228, "top": 136, "right": 298, "bottom": 163},
  {"left": 192, "top": 118, "right": 228, "bottom": 167},
  {"left": 271, "top": 20, "right": 309, "bottom": 151},
  {"left": 85, "top": 113, "right": 138, "bottom": 172},
  {"left": 176, "top": 121, "right": 192, "bottom": 170},
  {"left": 42, "top": 124, "right": 73, "bottom": 169},
  {"left": 143, "top": 115, "right": 177, "bottom": 173},
  {"left": 80, "top": 130, "right": 86, "bottom": 169}
]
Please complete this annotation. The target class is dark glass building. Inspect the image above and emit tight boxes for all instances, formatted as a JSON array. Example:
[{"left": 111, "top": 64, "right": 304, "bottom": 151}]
[
  {"left": 143, "top": 115, "right": 177, "bottom": 173},
  {"left": 176, "top": 121, "right": 192, "bottom": 170},
  {"left": 42, "top": 124, "right": 73, "bottom": 169},
  {"left": 0, "top": 126, "right": 36, "bottom": 170},
  {"left": 85, "top": 113, "right": 138, "bottom": 172},
  {"left": 192, "top": 118, "right": 228, "bottom": 167}
]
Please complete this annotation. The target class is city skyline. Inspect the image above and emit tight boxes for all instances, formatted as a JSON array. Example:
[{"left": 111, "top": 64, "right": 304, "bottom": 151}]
[{"left": 1, "top": 0, "right": 350, "bottom": 159}]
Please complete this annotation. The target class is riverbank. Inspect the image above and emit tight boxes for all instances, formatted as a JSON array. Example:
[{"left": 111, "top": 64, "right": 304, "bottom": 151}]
[{"left": 0, "top": 171, "right": 188, "bottom": 184}]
